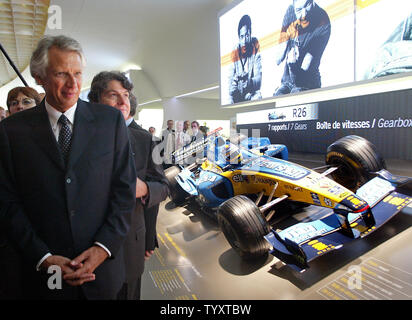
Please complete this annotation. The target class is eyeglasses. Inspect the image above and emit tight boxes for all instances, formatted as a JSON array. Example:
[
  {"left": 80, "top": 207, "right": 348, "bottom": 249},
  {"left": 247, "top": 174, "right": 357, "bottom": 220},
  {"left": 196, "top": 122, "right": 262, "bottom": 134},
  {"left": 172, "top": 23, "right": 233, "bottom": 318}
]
[{"left": 9, "top": 98, "right": 35, "bottom": 108}]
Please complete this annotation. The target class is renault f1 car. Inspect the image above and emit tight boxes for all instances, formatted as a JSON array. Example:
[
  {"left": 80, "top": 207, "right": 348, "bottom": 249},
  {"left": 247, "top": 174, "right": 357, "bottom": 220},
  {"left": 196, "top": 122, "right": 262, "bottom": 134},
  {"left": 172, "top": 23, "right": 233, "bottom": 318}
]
[{"left": 165, "top": 133, "right": 412, "bottom": 272}]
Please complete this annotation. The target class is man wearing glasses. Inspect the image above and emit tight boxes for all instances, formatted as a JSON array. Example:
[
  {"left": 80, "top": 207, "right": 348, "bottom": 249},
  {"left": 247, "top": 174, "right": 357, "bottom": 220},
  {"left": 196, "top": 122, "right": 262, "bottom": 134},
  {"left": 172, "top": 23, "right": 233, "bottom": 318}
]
[{"left": 274, "top": 0, "right": 331, "bottom": 96}]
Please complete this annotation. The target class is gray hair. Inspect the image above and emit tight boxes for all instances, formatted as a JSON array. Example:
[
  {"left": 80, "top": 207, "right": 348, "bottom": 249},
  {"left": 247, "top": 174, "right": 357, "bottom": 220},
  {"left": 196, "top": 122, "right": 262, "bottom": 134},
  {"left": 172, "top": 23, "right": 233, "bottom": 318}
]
[{"left": 30, "top": 35, "right": 86, "bottom": 80}]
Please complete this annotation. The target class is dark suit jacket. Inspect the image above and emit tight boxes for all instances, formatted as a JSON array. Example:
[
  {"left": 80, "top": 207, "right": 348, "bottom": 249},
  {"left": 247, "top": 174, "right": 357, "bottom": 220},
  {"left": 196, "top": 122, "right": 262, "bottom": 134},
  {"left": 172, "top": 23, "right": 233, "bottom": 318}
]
[
  {"left": 0, "top": 99, "right": 136, "bottom": 300},
  {"left": 124, "top": 120, "right": 168, "bottom": 283}
]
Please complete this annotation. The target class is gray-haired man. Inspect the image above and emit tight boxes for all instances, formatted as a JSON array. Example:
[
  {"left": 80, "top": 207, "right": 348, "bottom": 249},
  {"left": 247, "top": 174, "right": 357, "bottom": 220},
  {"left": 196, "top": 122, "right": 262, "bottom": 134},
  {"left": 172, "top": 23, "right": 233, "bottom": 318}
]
[{"left": 0, "top": 35, "right": 136, "bottom": 299}]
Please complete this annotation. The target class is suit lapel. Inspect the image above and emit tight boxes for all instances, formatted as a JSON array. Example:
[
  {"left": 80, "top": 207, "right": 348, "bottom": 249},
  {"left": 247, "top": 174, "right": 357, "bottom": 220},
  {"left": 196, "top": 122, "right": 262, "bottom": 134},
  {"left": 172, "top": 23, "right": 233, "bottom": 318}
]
[
  {"left": 30, "top": 102, "right": 65, "bottom": 171},
  {"left": 67, "top": 99, "right": 95, "bottom": 169},
  {"left": 128, "top": 120, "right": 140, "bottom": 130}
]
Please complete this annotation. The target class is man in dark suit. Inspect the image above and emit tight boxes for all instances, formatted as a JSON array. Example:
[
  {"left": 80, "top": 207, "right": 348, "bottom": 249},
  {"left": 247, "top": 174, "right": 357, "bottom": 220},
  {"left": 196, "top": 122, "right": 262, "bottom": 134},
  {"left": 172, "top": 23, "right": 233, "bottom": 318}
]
[
  {"left": 190, "top": 121, "right": 205, "bottom": 143},
  {"left": 88, "top": 71, "right": 169, "bottom": 300},
  {"left": 0, "top": 35, "right": 136, "bottom": 300}
]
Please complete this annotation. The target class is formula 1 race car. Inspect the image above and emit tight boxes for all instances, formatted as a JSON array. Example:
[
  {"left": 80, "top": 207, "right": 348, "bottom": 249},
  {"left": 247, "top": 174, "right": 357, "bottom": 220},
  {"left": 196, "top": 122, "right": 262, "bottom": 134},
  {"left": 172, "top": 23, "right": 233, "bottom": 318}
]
[
  {"left": 165, "top": 133, "right": 412, "bottom": 272},
  {"left": 268, "top": 111, "right": 286, "bottom": 121}
]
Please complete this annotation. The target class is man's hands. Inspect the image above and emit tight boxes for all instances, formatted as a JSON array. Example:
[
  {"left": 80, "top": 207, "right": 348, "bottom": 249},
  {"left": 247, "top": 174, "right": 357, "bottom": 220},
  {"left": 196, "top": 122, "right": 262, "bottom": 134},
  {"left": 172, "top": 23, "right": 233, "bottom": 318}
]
[
  {"left": 145, "top": 250, "right": 154, "bottom": 261},
  {"left": 230, "top": 72, "right": 250, "bottom": 97},
  {"left": 136, "top": 177, "right": 148, "bottom": 198},
  {"left": 286, "top": 21, "right": 300, "bottom": 40},
  {"left": 41, "top": 246, "right": 109, "bottom": 287},
  {"left": 41, "top": 254, "right": 96, "bottom": 286},
  {"left": 63, "top": 246, "right": 108, "bottom": 285}
]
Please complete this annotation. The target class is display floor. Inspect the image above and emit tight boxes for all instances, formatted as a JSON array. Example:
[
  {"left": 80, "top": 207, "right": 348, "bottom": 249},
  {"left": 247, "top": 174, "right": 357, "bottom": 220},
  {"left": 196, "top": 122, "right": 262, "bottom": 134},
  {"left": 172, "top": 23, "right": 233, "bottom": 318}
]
[{"left": 141, "top": 154, "right": 412, "bottom": 300}]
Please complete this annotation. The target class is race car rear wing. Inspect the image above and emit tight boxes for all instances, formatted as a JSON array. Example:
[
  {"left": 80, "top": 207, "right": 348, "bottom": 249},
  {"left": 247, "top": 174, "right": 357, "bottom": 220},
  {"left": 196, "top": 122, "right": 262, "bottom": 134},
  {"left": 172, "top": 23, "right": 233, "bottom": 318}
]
[{"left": 172, "top": 127, "right": 223, "bottom": 164}]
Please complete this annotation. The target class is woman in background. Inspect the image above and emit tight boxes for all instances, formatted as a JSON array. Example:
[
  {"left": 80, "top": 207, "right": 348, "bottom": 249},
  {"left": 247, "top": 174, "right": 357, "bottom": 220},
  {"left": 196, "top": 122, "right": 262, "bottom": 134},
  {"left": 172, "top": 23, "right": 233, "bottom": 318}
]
[{"left": 6, "top": 86, "right": 42, "bottom": 115}]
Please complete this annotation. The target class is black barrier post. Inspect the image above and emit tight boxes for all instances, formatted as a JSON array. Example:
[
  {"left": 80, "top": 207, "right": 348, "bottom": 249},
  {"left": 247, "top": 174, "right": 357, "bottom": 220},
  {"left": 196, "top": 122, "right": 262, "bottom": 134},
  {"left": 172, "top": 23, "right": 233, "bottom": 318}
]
[{"left": 0, "top": 42, "right": 29, "bottom": 87}]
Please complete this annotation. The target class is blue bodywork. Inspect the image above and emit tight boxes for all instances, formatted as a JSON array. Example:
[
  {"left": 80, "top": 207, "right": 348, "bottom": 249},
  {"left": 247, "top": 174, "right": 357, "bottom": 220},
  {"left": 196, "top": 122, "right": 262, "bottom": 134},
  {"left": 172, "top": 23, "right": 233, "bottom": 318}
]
[
  {"left": 175, "top": 136, "right": 289, "bottom": 208},
  {"left": 172, "top": 134, "right": 412, "bottom": 271}
]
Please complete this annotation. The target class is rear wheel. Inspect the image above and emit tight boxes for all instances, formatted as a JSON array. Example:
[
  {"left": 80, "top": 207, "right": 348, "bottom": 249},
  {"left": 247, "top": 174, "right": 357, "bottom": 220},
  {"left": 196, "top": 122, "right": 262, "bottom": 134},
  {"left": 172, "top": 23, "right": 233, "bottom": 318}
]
[
  {"left": 164, "top": 166, "right": 187, "bottom": 205},
  {"left": 325, "top": 135, "right": 386, "bottom": 191},
  {"left": 217, "top": 195, "right": 270, "bottom": 260}
]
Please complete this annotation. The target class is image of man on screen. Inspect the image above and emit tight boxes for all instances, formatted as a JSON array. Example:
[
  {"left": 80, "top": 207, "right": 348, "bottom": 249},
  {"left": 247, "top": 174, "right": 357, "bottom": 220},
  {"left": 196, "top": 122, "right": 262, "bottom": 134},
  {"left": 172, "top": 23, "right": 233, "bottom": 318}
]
[
  {"left": 274, "top": 0, "right": 330, "bottom": 96},
  {"left": 228, "top": 14, "right": 262, "bottom": 104}
]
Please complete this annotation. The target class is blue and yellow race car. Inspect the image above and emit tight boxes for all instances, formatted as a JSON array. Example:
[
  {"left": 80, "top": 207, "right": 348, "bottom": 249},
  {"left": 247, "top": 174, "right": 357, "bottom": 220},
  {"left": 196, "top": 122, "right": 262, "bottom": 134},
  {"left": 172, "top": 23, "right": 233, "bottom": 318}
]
[{"left": 165, "top": 133, "right": 412, "bottom": 272}]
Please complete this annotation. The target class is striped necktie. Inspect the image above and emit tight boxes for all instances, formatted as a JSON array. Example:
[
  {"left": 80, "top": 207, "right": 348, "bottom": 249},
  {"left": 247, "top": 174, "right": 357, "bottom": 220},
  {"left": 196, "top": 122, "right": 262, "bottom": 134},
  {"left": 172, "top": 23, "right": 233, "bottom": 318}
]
[{"left": 58, "top": 114, "right": 72, "bottom": 165}]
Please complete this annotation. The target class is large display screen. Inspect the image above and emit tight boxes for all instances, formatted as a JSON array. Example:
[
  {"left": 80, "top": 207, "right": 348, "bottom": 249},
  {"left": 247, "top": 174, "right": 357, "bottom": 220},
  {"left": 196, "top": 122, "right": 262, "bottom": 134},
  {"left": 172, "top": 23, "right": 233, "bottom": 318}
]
[
  {"left": 219, "top": 0, "right": 412, "bottom": 106},
  {"left": 236, "top": 88, "right": 412, "bottom": 160},
  {"left": 356, "top": 0, "right": 412, "bottom": 80}
]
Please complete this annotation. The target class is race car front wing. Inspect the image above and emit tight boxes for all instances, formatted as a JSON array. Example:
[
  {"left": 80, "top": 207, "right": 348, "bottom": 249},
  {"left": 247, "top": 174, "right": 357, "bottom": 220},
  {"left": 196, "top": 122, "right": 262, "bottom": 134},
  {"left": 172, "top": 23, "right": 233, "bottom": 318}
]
[{"left": 264, "top": 174, "right": 412, "bottom": 272}]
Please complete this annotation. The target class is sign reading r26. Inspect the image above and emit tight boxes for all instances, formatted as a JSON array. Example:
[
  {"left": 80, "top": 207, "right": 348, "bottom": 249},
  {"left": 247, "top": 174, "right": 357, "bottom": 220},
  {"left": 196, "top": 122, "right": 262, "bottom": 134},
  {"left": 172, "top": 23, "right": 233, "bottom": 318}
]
[{"left": 293, "top": 107, "right": 307, "bottom": 118}]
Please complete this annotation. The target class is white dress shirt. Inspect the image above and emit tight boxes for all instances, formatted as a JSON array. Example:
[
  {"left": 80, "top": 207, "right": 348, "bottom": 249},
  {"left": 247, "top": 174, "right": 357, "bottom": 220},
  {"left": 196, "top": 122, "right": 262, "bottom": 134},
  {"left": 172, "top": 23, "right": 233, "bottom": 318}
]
[{"left": 44, "top": 100, "right": 77, "bottom": 140}]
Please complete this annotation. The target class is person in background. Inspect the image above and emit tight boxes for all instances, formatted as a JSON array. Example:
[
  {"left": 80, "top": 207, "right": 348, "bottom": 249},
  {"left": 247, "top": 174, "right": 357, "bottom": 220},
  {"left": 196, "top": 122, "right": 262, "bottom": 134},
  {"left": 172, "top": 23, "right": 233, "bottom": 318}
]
[
  {"left": 188, "top": 120, "right": 206, "bottom": 163},
  {"left": 148, "top": 126, "right": 161, "bottom": 143},
  {"left": 88, "top": 71, "right": 168, "bottom": 300},
  {"left": 228, "top": 14, "right": 262, "bottom": 103},
  {"left": 164, "top": 120, "right": 191, "bottom": 166},
  {"left": 6, "top": 86, "right": 42, "bottom": 115},
  {"left": 190, "top": 121, "right": 204, "bottom": 143},
  {"left": 183, "top": 120, "right": 191, "bottom": 135},
  {"left": 199, "top": 125, "right": 209, "bottom": 137},
  {"left": 161, "top": 119, "right": 174, "bottom": 143},
  {"left": 0, "top": 107, "right": 6, "bottom": 121},
  {"left": 273, "top": 0, "right": 331, "bottom": 96},
  {"left": 160, "top": 119, "right": 175, "bottom": 168}
]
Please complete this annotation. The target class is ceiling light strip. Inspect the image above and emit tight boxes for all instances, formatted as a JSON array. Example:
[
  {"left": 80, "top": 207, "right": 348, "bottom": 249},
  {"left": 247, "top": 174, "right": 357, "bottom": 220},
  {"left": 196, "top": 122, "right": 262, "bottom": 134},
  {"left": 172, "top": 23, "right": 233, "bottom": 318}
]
[
  {"left": 139, "top": 98, "right": 162, "bottom": 106},
  {"left": 174, "top": 85, "right": 219, "bottom": 98}
]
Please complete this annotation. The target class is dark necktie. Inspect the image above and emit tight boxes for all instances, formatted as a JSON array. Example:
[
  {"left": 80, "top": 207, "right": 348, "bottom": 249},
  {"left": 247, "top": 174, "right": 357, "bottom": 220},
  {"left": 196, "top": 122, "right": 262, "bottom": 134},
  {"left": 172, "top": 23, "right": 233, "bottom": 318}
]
[{"left": 58, "top": 114, "right": 72, "bottom": 165}]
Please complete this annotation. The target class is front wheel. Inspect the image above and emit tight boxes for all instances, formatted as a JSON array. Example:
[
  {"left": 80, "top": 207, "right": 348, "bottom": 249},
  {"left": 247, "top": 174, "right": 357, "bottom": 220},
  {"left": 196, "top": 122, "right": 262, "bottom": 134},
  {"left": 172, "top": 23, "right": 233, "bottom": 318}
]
[
  {"left": 217, "top": 195, "right": 270, "bottom": 260},
  {"left": 325, "top": 135, "right": 386, "bottom": 191}
]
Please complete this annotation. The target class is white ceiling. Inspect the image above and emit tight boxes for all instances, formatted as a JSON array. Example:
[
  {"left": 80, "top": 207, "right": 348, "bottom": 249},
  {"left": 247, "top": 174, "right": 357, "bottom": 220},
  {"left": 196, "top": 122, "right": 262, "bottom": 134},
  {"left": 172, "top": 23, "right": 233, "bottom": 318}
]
[
  {"left": 0, "top": 0, "right": 49, "bottom": 87},
  {"left": 40, "top": 0, "right": 231, "bottom": 100}
]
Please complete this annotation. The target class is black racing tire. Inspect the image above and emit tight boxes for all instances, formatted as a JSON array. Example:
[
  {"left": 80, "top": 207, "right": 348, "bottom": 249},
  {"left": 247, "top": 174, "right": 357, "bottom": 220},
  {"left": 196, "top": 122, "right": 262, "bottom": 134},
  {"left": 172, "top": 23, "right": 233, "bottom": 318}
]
[
  {"left": 164, "top": 166, "right": 187, "bottom": 205},
  {"left": 325, "top": 135, "right": 386, "bottom": 191},
  {"left": 217, "top": 195, "right": 271, "bottom": 260}
]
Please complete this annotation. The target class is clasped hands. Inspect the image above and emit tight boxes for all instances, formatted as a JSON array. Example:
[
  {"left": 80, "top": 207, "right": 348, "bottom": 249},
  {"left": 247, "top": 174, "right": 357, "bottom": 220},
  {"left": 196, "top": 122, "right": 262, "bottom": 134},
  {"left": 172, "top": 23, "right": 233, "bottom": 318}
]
[{"left": 41, "top": 245, "right": 108, "bottom": 286}]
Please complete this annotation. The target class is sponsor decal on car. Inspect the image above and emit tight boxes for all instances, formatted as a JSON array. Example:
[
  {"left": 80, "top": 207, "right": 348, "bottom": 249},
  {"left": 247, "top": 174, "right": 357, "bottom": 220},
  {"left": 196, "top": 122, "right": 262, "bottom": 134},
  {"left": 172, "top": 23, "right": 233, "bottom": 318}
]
[
  {"left": 245, "top": 158, "right": 310, "bottom": 180},
  {"left": 249, "top": 175, "right": 277, "bottom": 186},
  {"left": 341, "top": 195, "right": 368, "bottom": 210},
  {"left": 198, "top": 173, "right": 217, "bottom": 184},
  {"left": 311, "top": 192, "right": 321, "bottom": 205},
  {"left": 232, "top": 174, "right": 249, "bottom": 183},
  {"left": 328, "top": 185, "right": 350, "bottom": 199},
  {"left": 282, "top": 224, "right": 328, "bottom": 245},
  {"left": 323, "top": 197, "right": 333, "bottom": 207},
  {"left": 284, "top": 184, "right": 303, "bottom": 192}
]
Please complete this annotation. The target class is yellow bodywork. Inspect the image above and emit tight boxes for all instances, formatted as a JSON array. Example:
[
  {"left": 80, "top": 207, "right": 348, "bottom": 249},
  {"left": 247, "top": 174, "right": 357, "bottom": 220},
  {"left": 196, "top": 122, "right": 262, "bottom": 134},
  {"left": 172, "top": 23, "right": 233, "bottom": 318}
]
[{"left": 201, "top": 159, "right": 353, "bottom": 209}]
